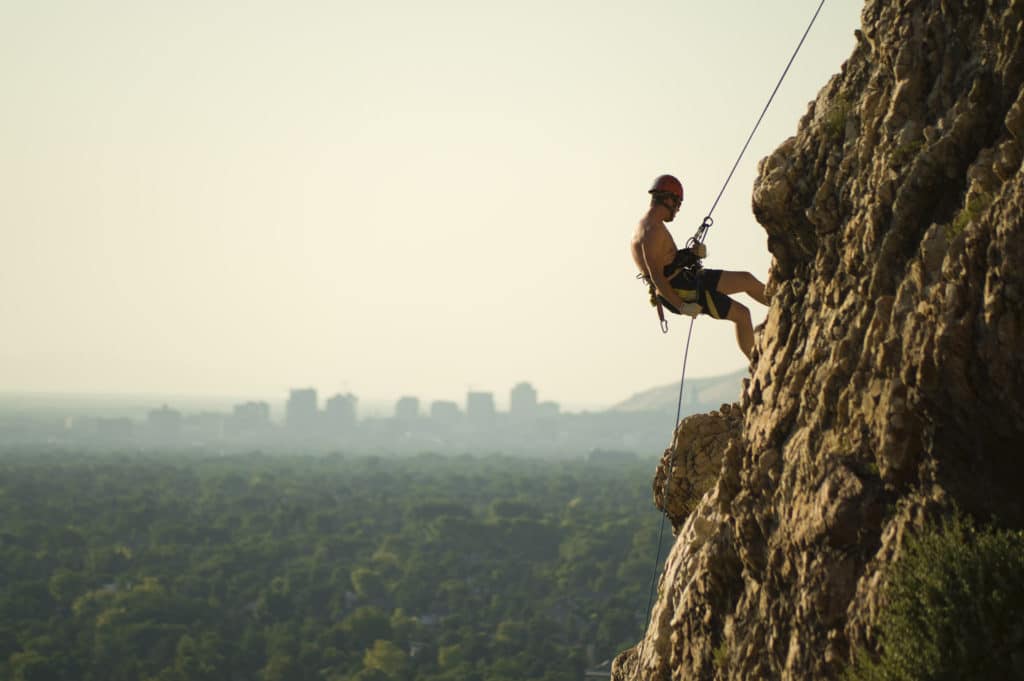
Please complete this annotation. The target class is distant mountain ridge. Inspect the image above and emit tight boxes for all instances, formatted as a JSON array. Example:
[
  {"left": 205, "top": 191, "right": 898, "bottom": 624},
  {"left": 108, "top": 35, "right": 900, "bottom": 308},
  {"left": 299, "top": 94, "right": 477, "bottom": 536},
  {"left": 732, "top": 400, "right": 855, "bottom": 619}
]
[{"left": 609, "top": 368, "right": 746, "bottom": 415}]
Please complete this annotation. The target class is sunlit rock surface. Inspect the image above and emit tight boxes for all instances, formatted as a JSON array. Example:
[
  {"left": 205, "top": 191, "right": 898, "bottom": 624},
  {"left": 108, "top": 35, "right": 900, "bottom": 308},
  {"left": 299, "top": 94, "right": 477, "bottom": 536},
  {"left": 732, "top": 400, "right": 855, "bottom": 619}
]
[{"left": 613, "top": 1, "right": 1024, "bottom": 678}]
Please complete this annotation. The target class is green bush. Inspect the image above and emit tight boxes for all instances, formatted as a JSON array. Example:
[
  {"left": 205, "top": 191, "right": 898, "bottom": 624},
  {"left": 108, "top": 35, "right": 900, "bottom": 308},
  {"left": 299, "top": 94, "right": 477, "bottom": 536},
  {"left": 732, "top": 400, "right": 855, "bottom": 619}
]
[
  {"left": 847, "top": 512, "right": 1024, "bottom": 680},
  {"left": 948, "top": 191, "right": 992, "bottom": 239},
  {"left": 825, "top": 95, "right": 852, "bottom": 139}
]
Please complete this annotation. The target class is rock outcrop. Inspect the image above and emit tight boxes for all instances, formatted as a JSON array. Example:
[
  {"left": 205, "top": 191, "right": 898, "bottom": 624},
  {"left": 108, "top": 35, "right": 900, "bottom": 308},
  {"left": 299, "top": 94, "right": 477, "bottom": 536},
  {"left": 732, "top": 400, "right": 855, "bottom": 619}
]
[
  {"left": 651, "top": 404, "right": 743, "bottom": 532},
  {"left": 614, "top": 1, "right": 1024, "bottom": 679}
]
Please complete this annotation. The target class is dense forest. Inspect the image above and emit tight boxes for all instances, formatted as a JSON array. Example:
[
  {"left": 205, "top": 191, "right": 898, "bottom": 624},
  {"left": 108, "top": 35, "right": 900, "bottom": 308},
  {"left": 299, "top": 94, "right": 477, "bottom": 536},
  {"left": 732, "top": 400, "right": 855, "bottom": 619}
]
[{"left": 0, "top": 449, "right": 666, "bottom": 681}]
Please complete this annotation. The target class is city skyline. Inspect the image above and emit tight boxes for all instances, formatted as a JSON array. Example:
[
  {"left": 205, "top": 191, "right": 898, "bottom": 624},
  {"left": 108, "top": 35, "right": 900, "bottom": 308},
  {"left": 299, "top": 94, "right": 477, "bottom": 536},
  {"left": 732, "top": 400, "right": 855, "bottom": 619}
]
[
  {"left": 1, "top": 369, "right": 746, "bottom": 459},
  {"left": 0, "top": 380, "right": 664, "bottom": 459},
  {"left": 2, "top": 2, "right": 863, "bottom": 407},
  {"left": 0, "top": 379, "right": 576, "bottom": 417}
]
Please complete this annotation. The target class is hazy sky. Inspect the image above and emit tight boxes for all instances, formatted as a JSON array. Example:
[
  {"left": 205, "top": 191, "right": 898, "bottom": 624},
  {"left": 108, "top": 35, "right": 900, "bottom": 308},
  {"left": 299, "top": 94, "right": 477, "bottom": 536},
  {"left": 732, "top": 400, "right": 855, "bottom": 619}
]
[{"left": 1, "top": 1, "right": 862, "bottom": 410}]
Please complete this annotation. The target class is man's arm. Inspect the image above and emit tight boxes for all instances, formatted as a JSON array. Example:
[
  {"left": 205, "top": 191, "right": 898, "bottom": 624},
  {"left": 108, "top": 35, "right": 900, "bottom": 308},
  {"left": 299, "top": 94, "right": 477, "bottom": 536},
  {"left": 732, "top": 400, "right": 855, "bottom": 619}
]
[{"left": 640, "top": 240, "right": 690, "bottom": 312}]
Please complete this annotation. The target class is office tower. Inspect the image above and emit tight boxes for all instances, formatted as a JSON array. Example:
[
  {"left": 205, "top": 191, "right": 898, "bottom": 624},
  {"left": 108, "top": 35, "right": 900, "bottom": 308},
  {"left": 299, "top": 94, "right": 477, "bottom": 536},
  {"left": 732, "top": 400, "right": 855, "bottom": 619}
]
[
  {"left": 537, "top": 401, "right": 561, "bottom": 418},
  {"left": 394, "top": 396, "right": 420, "bottom": 421},
  {"left": 430, "top": 400, "right": 461, "bottom": 426},
  {"left": 231, "top": 401, "right": 271, "bottom": 433},
  {"left": 466, "top": 391, "right": 496, "bottom": 425},
  {"left": 286, "top": 388, "right": 319, "bottom": 432},
  {"left": 325, "top": 393, "right": 358, "bottom": 430},
  {"left": 147, "top": 404, "right": 183, "bottom": 441},
  {"left": 509, "top": 382, "right": 538, "bottom": 418}
]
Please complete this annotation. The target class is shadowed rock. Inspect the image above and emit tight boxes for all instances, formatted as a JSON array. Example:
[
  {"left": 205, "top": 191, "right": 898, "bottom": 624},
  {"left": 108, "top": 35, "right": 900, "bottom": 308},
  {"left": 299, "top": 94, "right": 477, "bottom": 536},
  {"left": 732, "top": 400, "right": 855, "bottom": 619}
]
[{"left": 614, "top": 1, "right": 1024, "bottom": 679}]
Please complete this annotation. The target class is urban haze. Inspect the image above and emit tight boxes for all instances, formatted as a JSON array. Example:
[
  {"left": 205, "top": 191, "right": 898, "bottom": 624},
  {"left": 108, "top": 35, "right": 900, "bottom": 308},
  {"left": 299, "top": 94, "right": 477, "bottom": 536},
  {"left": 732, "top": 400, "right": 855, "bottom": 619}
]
[{"left": 0, "top": 371, "right": 745, "bottom": 459}]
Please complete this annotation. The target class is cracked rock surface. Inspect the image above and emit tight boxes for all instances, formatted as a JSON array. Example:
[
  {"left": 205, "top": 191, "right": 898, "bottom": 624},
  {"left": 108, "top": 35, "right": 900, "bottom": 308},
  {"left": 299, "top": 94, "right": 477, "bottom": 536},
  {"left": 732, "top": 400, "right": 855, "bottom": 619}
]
[{"left": 613, "top": 1, "right": 1024, "bottom": 679}]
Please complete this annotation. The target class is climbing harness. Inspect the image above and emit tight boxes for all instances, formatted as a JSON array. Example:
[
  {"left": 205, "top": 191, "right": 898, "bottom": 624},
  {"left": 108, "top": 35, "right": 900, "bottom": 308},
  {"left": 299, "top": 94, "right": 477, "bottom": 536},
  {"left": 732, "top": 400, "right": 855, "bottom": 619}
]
[{"left": 632, "top": 1, "right": 828, "bottom": 676}]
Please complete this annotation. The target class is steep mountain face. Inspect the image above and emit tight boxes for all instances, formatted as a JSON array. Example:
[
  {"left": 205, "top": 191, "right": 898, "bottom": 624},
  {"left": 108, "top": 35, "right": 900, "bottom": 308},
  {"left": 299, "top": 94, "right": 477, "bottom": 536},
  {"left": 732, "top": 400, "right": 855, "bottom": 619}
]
[{"left": 613, "top": 1, "right": 1024, "bottom": 679}]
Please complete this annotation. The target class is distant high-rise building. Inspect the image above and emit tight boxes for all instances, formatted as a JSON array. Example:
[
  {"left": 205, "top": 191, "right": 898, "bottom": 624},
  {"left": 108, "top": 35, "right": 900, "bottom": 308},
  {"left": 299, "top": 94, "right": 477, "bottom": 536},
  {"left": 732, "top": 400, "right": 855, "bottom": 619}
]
[
  {"left": 537, "top": 401, "right": 561, "bottom": 418},
  {"left": 231, "top": 401, "right": 271, "bottom": 430},
  {"left": 325, "top": 393, "right": 358, "bottom": 430},
  {"left": 394, "top": 396, "right": 420, "bottom": 421},
  {"left": 147, "top": 404, "right": 182, "bottom": 441},
  {"left": 286, "top": 388, "right": 319, "bottom": 432},
  {"left": 509, "top": 382, "right": 538, "bottom": 417},
  {"left": 186, "top": 412, "right": 225, "bottom": 442},
  {"left": 466, "top": 391, "right": 496, "bottom": 424},
  {"left": 430, "top": 400, "right": 461, "bottom": 425},
  {"left": 228, "top": 401, "right": 271, "bottom": 437}
]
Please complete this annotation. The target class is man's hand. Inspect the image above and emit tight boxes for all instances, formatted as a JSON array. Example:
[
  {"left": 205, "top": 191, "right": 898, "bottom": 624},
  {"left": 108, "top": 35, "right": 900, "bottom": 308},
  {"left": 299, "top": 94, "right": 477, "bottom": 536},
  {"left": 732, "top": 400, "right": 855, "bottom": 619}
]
[
  {"left": 680, "top": 302, "right": 701, "bottom": 317},
  {"left": 692, "top": 243, "right": 708, "bottom": 259}
]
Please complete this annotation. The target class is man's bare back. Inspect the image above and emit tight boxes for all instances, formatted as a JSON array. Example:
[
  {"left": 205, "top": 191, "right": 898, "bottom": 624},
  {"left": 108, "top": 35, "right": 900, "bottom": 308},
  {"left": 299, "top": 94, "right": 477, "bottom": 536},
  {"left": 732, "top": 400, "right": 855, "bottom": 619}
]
[
  {"left": 630, "top": 215, "right": 677, "bottom": 279},
  {"left": 631, "top": 211, "right": 691, "bottom": 312}
]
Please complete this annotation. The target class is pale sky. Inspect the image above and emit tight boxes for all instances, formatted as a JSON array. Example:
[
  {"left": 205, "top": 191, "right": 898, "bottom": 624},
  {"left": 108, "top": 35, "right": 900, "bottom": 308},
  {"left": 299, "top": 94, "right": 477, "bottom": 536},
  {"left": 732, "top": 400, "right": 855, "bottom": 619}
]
[{"left": 1, "top": 1, "right": 862, "bottom": 411}]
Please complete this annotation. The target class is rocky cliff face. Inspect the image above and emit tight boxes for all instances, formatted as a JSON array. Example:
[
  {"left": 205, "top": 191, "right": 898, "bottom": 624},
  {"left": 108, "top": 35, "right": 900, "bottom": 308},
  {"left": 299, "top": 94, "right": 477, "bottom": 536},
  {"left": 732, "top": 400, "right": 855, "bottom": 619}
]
[{"left": 613, "top": 1, "right": 1024, "bottom": 679}]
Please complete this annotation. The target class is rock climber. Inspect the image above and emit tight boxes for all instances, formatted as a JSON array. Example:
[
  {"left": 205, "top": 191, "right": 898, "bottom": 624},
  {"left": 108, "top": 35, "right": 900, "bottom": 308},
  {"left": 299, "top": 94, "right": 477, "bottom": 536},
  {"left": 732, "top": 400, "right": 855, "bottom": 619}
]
[{"left": 630, "top": 174, "right": 769, "bottom": 359}]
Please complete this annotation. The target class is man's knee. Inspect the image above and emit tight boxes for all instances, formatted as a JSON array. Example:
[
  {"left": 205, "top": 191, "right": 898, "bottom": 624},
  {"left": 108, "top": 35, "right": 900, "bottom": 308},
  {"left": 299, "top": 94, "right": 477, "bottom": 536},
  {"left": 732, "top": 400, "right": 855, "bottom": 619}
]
[{"left": 727, "top": 301, "right": 750, "bottom": 324}]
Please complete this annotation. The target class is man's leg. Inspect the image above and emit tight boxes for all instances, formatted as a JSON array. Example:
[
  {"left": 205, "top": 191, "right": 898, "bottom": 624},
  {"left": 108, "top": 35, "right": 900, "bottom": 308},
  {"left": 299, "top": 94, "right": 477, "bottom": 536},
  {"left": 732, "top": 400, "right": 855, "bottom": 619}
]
[
  {"left": 726, "top": 300, "right": 755, "bottom": 359},
  {"left": 717, "top": 271, "right": 768, "bottom": 305}
]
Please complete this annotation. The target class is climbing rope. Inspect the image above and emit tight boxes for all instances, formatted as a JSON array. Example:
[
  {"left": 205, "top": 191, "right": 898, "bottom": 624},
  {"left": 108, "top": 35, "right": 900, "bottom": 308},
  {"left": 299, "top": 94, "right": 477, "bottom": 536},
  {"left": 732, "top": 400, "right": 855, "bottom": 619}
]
[
  {"left": 693, "top": 0, "right": 828, "bottom": 246},
  {"left": 635, "top": 317, "right": 695, "bottom": 672},
  {"left": 633, "top": 2, "right": 828, "bottom": 677}
]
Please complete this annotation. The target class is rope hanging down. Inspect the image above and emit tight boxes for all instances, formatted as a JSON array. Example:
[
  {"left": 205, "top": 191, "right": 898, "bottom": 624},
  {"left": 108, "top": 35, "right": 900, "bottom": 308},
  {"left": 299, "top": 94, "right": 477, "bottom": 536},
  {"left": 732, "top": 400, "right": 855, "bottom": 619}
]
[
  {"left": 633, "top": 2, "right": 827, "bottom": 677},
  {"left": 636, "top": 318, "right": 694, "bottom": 667}
]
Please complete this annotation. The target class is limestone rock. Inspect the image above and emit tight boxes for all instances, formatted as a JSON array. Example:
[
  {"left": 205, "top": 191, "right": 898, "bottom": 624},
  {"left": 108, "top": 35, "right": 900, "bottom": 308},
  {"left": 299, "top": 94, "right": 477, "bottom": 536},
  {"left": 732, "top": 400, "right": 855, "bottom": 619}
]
[
  {"left": 652, "top": 404, "right": 744, "bottom": 532},
  {"left": 613, "top": 1, "right": 1024, "bottom": 679}
]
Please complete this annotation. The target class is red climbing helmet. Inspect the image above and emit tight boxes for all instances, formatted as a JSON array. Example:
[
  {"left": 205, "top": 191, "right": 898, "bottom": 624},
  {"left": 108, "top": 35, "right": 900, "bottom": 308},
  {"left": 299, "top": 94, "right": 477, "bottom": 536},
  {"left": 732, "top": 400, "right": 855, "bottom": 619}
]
[{"left": 648, "top": 174, "right": 684, "bottom": 201}]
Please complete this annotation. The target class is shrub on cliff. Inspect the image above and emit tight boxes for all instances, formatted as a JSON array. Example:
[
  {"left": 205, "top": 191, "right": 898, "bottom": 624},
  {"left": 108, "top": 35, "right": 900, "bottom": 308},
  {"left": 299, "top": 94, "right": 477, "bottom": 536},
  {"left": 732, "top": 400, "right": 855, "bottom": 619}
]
[{"left": 848, "top": 513, "right": 1024, "bottom": 681}]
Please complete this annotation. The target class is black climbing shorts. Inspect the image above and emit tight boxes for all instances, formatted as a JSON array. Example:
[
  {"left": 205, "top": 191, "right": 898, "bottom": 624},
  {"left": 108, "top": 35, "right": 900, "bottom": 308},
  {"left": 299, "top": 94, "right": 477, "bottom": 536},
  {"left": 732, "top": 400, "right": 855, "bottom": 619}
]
[{"left": 659, "top": 266, "right": 734, "bottom": 320}]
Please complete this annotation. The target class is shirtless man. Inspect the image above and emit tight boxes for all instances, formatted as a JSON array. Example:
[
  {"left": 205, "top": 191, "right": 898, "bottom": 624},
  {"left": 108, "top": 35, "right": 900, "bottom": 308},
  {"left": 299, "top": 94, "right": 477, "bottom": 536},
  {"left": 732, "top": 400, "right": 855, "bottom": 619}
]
[{"left": 630, "top": 174, "right": 769, "bottom": 359}]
